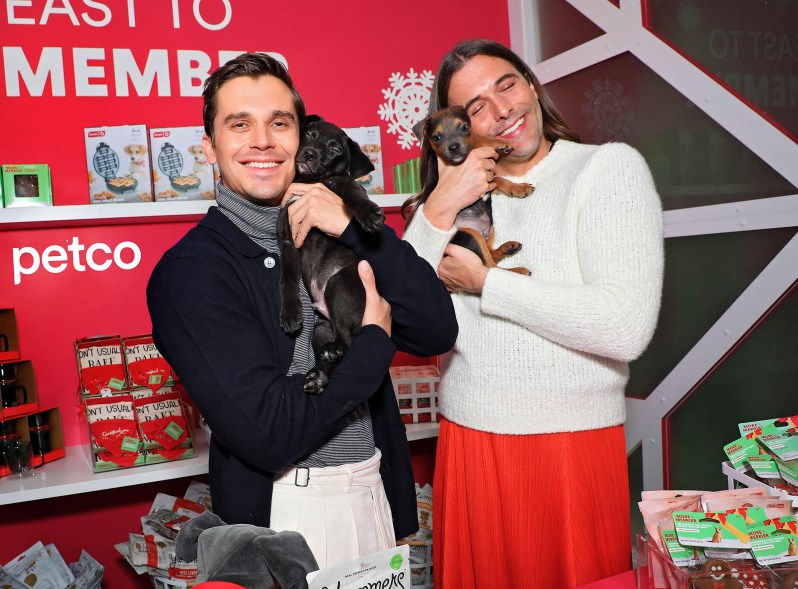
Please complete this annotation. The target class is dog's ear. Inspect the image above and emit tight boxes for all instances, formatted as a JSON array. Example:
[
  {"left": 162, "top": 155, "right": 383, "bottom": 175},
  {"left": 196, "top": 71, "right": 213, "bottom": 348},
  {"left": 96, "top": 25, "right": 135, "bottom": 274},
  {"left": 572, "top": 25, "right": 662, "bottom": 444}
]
[
  {"left": 412, "top": 116, "right": 429, "bottom": 143},
  {"left": 346, "top": 137, "right": 375, "bottom": 180},
  {"left": 304, "top": 114, "right": 323, "bottom": 126}
]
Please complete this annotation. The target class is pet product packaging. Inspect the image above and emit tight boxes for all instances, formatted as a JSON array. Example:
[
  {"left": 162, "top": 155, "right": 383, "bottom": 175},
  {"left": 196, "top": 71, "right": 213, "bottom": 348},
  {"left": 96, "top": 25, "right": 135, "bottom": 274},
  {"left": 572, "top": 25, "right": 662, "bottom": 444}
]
[
  {"left": 1, "top": 164, "right": 53, "bottom": 208},
  {"left": 123, "top": 334, "right": 173, "bottom": 393},
  {"left": 342, "top": 125, "right": 385, "bottom": 195},
  {"left": 75, "top": 335, "right": 127, "bottom": 397},
  {"left": 84, "top": 394, "right": 144, "bottom": 469},
  {"left": 307, "top": 544, "right": 410, "bottom": 589},
  {"left": 85, "top": 124, "right": 153, "bottom": 204},
  {"left": 133, "top": 391, "right": 191, "bottom": 452},
  {"left": 149, "top": 126, "right": 215, "bottom": 201},
  {"left": 3, "top": 541, "right": 74, "bottom": 589}
]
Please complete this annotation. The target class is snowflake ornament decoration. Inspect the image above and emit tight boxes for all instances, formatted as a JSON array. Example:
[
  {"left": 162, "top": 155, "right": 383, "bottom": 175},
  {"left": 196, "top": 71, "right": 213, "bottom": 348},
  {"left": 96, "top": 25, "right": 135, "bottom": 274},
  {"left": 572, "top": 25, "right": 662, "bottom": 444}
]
[
  {"left": 580, "top": 78, "right": 633, "bottom": 144},
  {"left": 378, "top": 68, "right": 435, "bottom": 149}
]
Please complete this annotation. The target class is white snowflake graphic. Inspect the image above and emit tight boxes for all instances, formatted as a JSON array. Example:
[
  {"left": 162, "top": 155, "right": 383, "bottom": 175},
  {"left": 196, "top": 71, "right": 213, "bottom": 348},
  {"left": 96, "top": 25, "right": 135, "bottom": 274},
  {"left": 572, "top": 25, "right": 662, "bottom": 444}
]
[
  {"left": 378, "top": 68, "right": 435, "bottom": 149},
  {"left": 580, "top": 78, "right": 633, "bottom": 143},
  {"left": 678, "top": 0, "right": 700, "bottom": 31}
]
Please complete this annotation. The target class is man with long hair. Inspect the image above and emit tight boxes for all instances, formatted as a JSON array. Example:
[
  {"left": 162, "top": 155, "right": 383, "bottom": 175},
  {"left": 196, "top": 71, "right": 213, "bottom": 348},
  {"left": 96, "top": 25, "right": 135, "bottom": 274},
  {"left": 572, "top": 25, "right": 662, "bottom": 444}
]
[{"left": 404, "top": 39, "right": 664, "bottom": 587}]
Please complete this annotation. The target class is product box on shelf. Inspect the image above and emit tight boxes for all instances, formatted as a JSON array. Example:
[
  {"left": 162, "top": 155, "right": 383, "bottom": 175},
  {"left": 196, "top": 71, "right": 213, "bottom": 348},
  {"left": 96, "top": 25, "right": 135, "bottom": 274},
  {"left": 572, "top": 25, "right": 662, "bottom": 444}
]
[
  {"left": 341, "top": 125, "right": 385, "bottom": 195},
  {"left": 149, "top": 126, "right": 215, "bottom": 202},
  {"left": 636, "top": 533, "right": 798, "bottom": 589},
  {"left": 1, "top": 164, "right": 53, "bottom": 208},
  {"left": 389, "top": 365, "right": 440, "bottom": 424},
  {"left": 0, "top": 407, "right": 64, "bottom": 477},
  {"left": 75, "top": 335, "right": 128, "bottom": 398},
  {"left": 122, "top": 334, "right": 174, "bottom": 393},
  {"left": 0, "top": 360, "right": 39, "bottom": 419},
  {"left": 79, "top": 389, "right": 196, "bottom": 473},
  {"left": 27, "top": 406, "right": 65, "bottom": 468},
  {"left": 392, "top": 157, "right": 421, "bottom": 195},
  {"left": 85, "top": 124, "right": 153, "bottom": 204},
  {"left": 0, "top": 308, "right": 21, "bottom": 361}
]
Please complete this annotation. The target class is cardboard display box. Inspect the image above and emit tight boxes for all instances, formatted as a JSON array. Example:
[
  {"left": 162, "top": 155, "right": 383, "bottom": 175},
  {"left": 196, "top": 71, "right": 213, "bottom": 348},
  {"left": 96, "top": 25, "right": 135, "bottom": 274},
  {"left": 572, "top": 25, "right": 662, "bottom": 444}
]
[
  {"left": 1, "top": 164, "right": 53, "bottom": 208},
  {"left": 0, "top": 309, "right": 21, "bottom": 361},
  {"left": 0, "top": 360, "right": 39, "bottom": 419},
  {"left": 0, "top": 407, "right": 64, "bottom": 477}
]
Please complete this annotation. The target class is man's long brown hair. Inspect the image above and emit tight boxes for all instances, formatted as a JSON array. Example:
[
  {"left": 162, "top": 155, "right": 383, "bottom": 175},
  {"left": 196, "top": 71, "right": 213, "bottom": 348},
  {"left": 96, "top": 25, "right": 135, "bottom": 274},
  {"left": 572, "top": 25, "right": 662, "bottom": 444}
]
[{"left": 402, "top": 39, "right": 580, "bottom": 223}]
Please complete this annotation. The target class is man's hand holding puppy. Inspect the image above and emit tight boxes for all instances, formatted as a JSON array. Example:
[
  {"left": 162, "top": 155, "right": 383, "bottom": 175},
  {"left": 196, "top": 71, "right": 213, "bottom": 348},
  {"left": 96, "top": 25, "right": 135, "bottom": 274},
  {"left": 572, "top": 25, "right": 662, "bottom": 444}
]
[
  {"left": 282, "top": 182, "right": 353, "bottom": 247},
  {"left": 359, "top": 260, "right": 391, "bottom": 337},
  {"left": 422, "top": 146, "right": 498, "bottom": 230}
]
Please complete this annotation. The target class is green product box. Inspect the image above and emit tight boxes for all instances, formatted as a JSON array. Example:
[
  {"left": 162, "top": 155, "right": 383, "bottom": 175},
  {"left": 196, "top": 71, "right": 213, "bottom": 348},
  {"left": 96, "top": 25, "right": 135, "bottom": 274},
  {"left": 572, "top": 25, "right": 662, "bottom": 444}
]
[
  {"left": 749, "top": 516, "right": 798, "bottom": 565},
  {"left": 1, "top": 164, "right": 53, "bottom": 207},
  {"left": 673, "top": 511, "right": 750, "bottom": 548},
  {"left": 747, "top": 454, "right": 781, "bottom": 478}
]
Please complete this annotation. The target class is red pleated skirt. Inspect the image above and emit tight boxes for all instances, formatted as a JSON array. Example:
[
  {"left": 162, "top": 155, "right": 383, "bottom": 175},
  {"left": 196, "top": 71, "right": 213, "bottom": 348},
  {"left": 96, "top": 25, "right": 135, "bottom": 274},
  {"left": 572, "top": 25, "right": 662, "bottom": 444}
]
[{"left": 433, "top": 418, "right": 631, "bottom": 589}]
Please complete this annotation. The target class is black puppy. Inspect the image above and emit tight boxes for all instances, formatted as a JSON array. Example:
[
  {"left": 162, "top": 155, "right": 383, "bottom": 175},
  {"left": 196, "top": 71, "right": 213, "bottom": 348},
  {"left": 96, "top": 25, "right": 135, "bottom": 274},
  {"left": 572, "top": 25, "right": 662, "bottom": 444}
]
[
  {"left": 404, "top": 106, "right": 533, "bottom": 275},
  {"left": 278, "top": 115, "right": 385, "bottom": 394}
]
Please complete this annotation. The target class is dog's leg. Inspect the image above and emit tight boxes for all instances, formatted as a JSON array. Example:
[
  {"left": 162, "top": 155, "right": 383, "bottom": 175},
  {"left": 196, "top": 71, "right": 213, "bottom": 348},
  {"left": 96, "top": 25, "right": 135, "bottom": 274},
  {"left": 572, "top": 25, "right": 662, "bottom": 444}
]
[
  {"left": 304, "top": 317, "right": 338, "bottom": 394},
  {"left": 493, "top": 176, "right": 534, "bottom": 198},
  {"left": 325, "top": 177, "right": 385, "bottom": 233},
  {"left": 450, "top": 228, "right": 492, "bottom": 267},
  {"left": 278, "top": 206, "right": 304, "bottom": 335},
  {"left": 325, "top": 263, "right": 365, "bottom": 354},
  {"left": 485, "top": 226, "right": 532, "bottom": 276}
]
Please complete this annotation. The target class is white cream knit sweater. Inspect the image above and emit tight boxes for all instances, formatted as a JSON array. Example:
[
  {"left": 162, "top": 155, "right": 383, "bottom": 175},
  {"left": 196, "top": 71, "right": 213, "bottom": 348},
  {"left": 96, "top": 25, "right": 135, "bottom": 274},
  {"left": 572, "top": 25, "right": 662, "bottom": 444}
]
[{"left": 403, "top": 140, "right": 664, "bottom": 434}]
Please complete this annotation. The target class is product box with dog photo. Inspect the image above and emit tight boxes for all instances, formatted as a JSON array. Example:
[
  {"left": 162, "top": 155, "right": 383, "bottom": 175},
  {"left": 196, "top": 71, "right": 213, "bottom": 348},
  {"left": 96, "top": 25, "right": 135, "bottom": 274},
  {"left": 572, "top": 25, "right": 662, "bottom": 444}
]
[
  {"left": 149, "top": 126, "right": 216, "bottom": 201},
  {"left": 85, "top": 124, "right": 153, "bottom": 204},
  {"left": 341, "top": 125, "right": 385, "bottom": 195}
]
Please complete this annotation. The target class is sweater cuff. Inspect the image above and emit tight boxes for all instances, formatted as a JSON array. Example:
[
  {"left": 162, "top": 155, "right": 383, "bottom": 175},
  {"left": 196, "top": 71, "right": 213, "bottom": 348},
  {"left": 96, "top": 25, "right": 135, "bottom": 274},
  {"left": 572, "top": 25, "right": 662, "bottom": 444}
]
[
  {"left": 480, "top": 267, "right": 522, "bottom": 317},
  {"left": 403, "top": 204, "right": 457, "bottom": 270}
]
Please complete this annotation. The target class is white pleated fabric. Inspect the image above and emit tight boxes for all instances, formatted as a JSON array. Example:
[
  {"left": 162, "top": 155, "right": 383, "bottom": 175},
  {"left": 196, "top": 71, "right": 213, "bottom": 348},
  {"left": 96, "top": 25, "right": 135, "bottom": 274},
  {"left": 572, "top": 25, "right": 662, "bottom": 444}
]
[{"left": 270, "top": 449, "right": 395, "bottom": 568}]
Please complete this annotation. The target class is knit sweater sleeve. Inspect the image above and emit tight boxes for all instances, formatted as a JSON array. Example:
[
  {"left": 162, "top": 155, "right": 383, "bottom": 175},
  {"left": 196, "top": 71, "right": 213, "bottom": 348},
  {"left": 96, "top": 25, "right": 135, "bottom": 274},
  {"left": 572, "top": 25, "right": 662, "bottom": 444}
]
[
  {"left": 480, "top": 143, "right": 664, "bottom": 362},
  {"left": 401, "top": 204, "right": 457, "bottom": 270}
]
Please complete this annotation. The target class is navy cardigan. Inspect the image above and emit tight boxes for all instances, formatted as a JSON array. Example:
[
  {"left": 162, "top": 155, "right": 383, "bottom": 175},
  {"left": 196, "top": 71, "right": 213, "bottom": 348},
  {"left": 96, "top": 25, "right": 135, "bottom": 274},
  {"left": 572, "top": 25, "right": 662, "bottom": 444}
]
[{"left": 147, "top": 207, "right": 457, "bottom": 540}]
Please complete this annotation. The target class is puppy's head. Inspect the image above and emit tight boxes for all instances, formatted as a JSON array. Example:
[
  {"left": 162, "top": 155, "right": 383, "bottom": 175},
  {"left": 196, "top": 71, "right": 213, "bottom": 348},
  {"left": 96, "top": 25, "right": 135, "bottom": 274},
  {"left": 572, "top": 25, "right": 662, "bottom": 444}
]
[
  {"left": 295, "top": 115, "right": 373, "bottom": 182},
  {"left": 421, "top": 106, "right": 475, "bottom": 165},
  {"left": 124, "top": 144, "right": 148, "bottom": 158},
  {"left": 187, "top": 144, "right": 205, "bottom": 159}
]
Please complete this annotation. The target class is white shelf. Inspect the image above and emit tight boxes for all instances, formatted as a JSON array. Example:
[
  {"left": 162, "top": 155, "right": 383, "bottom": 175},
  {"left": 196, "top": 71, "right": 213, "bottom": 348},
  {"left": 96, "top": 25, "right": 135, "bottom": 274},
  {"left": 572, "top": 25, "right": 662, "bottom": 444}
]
[
  {"left": 721, "top": 460, "right": 798, "bottom": 507},
  {"left": 0, "top": 423, "right": 438, "bottom": 506},
  {"left": 0, "top": 194, "right": 409, "bottom": 230}
]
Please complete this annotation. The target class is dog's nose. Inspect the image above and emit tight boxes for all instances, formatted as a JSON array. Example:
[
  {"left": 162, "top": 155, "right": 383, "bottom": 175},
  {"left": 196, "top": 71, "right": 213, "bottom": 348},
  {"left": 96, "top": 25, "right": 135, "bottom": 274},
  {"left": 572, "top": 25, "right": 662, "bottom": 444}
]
[
  {"left": 447, "top": 143, "right": 461, "bottom": 155},
  {"left": 302, "top": 148, "right": 317, "bottom": 161}
]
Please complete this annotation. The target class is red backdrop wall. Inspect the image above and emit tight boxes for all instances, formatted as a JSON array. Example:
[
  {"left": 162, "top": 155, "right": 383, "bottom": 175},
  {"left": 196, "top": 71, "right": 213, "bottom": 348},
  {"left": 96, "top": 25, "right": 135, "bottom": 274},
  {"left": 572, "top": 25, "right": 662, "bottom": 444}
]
[{"left": 0, "top": 0, "right": 510, "bottom": 585}]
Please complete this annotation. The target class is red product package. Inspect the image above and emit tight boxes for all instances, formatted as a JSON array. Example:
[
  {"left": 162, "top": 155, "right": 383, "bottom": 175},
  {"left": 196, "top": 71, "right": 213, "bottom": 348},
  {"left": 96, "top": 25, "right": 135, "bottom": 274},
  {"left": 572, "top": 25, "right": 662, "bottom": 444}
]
[
  {"left": 85, "top": 394, "right": 141, "bottom": 466},
  {"left": 75, "top": 335, "right": 127, "bottom": 395},
  {"left": 134, "top": 391, "right": 189, "bottom": 450},
  {"left": 123, "top": 334, "right": 172, "bottom": 393}
]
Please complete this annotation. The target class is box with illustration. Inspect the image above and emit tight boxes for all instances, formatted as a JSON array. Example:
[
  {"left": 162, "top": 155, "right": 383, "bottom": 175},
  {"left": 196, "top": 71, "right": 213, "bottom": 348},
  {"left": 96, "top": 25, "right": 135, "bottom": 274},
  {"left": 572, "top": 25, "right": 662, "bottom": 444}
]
[
  {"left": 85, "top": 124, "right": 153, "bottom": 204},
  {"left": 1, "top": 164, "right": 52, "bottom": 208},
  {"left": 149, "top": 126, "right": 215, "bottom": 201},
  {"left": 341, "top": 125, "right": 384, "bottom": 195}
]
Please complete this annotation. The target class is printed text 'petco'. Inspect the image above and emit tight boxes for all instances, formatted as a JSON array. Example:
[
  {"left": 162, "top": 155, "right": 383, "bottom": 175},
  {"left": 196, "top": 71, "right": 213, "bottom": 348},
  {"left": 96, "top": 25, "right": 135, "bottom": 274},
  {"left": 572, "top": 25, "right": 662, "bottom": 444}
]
[{"left": 12, "top": 237, "right": 141, "bottom": 285}]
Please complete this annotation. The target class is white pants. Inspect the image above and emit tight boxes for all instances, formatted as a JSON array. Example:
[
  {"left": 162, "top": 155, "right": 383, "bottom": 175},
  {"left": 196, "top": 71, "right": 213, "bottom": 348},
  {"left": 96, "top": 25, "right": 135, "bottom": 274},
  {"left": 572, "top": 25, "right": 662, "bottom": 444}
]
[{"left": 270, "top": 449, "right": 396, "bottom": 569}]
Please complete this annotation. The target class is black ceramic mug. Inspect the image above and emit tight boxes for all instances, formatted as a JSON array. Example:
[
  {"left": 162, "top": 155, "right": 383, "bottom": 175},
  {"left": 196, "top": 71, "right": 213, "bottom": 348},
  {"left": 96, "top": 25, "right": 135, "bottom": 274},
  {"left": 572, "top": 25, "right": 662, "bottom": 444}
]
[
  {"left": 0, "top": 363, "right": 17, "bottom": 383},
  {"left": 29, "top": 425, "right": 52, "bottom": 456},
  {"left": 0, "top": 383, "right": 26, "bottom": 408}
]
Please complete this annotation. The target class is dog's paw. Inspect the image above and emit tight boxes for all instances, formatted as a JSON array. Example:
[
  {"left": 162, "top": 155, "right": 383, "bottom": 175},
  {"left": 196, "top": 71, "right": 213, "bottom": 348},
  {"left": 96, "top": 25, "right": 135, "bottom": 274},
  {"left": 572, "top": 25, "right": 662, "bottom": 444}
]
[
  {"left": 501, "top": 241, "right": 523, "bottom": 256},
  {"left": 494, "top": 144, "right": 514, "bottom": 156},
  {"left": 320, "top": 341, "right": 346, "bottom": 364},
  {"left": 354, "top": 201, "right": 385, "bottom": 233},
  {"left": 304, "top": 368, "right": 329, "bottom": 395},
  {"left": 508, "top": 182, "right": 534, "bottom": 198},
  {"left": 279, "top": 305, "right": 303, "bottom": 335}
]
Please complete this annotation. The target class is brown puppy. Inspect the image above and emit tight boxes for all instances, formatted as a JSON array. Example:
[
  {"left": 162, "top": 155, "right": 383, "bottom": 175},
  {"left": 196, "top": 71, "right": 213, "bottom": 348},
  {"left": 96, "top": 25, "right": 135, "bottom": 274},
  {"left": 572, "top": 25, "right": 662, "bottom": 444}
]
[{"left": 403, "top": 106, "right": 534, "bottom": 276}]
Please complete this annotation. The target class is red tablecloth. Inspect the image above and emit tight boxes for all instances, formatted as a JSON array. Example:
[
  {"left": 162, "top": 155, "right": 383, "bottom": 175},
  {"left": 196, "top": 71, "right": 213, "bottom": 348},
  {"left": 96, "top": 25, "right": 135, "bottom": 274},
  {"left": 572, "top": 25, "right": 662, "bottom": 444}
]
[{"left": 576, "top": 569, "right": 639, "bottom": 588}]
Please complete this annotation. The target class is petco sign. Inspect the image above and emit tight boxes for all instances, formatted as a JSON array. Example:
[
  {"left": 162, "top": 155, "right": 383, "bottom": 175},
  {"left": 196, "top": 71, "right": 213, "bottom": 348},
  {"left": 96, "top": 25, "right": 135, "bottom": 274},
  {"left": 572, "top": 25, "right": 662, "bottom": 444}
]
[{"left": 12, "top": 237, "right": 141, "bottom": 284}]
